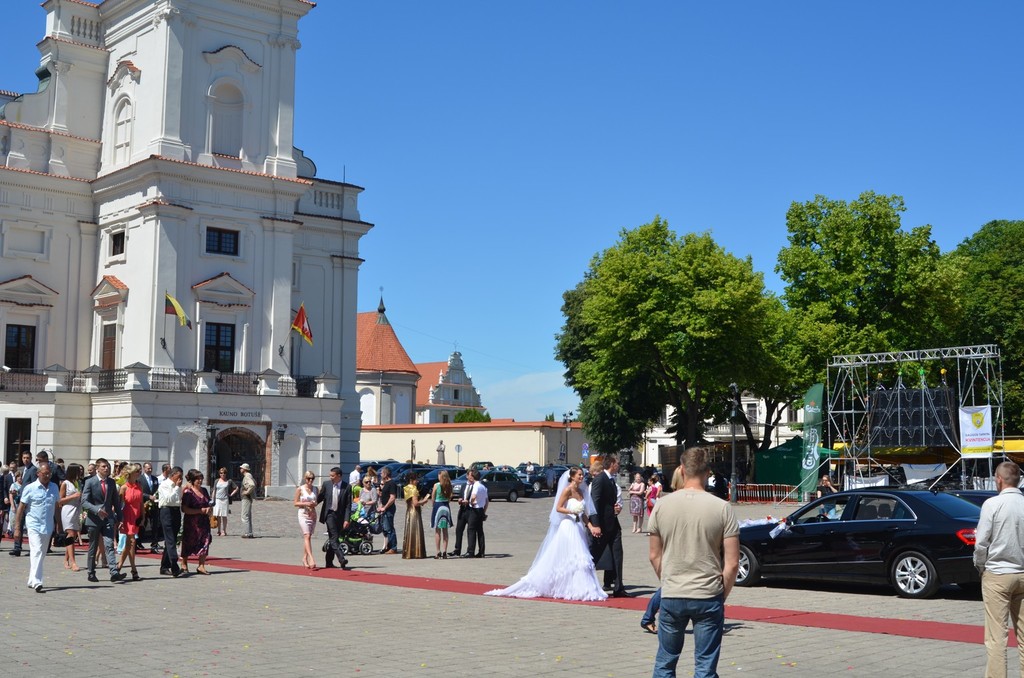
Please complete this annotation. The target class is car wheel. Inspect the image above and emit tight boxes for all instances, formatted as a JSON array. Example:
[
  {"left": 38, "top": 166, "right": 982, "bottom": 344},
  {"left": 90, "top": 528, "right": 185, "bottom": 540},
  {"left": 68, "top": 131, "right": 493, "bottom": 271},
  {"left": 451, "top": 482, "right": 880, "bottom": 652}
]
[
  {"left": 736, "top": 545, "right": 761, "bottom": 586},
  {"left": 891, "top": 550, "right": 939, "bottom": 599},
  {"left": 507, "top": 490, "right": 518, "bottom": 503},
  {"left": 359, "top": 541, "right": 373, "bottom": 555},
  {"left": 533, "top": 480, "right": 542, "bottom": 493}
]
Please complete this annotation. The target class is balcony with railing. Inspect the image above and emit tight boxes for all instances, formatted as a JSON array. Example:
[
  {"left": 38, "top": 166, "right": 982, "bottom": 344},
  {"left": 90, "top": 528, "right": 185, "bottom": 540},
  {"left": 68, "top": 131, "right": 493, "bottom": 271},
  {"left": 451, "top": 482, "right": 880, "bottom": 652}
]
[{"left": 0, "top": 366, "right": 340, "bottom": 399}]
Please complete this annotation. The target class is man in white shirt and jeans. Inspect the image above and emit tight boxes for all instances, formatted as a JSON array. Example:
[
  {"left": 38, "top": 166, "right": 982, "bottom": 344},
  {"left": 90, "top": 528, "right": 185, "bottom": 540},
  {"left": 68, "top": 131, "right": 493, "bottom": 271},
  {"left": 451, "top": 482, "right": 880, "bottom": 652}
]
[{"left": 975, "top": 461, "right": 1024, "bottom": 678}]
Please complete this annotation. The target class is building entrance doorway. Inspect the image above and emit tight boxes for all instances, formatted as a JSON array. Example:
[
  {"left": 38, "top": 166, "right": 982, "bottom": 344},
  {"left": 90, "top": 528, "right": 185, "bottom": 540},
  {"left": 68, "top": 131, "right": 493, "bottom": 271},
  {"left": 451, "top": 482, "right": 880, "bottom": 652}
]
[{"left": 210, "top": 427, "right": 266, "bottom": 498}]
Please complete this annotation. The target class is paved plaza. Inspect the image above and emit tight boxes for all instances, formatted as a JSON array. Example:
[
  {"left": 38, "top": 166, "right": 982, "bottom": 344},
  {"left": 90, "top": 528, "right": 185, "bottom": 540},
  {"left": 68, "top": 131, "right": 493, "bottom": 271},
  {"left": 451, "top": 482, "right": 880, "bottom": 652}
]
[{"left": 0, "top": 492, "right": 1012, "bottom": 677}]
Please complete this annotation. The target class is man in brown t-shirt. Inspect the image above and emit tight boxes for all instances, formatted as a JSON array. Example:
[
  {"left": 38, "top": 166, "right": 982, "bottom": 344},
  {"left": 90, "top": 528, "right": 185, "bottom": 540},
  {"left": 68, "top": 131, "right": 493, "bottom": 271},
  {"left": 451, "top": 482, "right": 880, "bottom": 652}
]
[{"left": 648, "top": 446, "right": 739, "bottom": 678}]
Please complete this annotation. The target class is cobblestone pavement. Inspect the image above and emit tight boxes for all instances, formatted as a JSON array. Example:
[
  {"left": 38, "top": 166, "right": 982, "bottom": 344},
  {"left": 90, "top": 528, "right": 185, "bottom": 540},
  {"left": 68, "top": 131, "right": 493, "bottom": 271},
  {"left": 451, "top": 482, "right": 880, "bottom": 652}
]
[{"left": 0, "top": 493, "right": 1009, "bottom": 677}]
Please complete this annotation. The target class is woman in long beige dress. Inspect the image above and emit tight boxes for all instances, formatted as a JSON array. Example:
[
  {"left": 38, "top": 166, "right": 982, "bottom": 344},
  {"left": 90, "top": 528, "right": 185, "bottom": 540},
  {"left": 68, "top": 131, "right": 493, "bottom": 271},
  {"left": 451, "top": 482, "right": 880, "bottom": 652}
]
[{"left": 401, "top": 473, "right": 429, "bottom": 559}]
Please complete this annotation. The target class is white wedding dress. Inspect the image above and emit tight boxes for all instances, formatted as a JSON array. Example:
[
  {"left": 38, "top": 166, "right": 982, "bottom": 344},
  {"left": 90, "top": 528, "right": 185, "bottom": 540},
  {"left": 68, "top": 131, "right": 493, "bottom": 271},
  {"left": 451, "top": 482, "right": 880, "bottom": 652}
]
[{"left": 485, "top": 472, "right": 608, "bottom": 601}]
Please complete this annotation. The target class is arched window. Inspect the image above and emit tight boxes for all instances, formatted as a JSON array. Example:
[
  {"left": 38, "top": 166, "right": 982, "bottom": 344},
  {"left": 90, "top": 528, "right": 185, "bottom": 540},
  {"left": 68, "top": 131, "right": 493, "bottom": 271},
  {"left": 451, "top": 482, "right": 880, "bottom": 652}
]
[
  {"left": 210, "top": 82, "right": 243, "bottom": 157},
  {"left": 113, "top": 99, "right": 132, "bottom": 164}
]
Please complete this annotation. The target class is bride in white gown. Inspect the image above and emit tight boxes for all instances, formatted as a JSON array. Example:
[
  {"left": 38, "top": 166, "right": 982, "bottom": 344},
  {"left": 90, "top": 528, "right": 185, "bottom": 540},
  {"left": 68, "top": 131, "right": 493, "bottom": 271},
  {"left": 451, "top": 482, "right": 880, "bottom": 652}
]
[{"left": 485, "top": 467, "right": 608, "bottom": 601}]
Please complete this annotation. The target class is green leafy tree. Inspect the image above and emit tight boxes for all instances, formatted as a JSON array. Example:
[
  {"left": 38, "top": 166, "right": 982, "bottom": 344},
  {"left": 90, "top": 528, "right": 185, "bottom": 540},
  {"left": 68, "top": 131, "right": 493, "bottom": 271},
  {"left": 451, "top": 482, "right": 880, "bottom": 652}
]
[
  {"left": 777, "top": 191, "right": 962, "bottom": 358},
  {"left": 453, "top": 409, "right": 491, "bottom": 423},
  {"left": 556, "top": 217, "right": 775, "bottom": 449},
  {"left": 952, "top": 220, "right": 1024, "bottom": 434}
]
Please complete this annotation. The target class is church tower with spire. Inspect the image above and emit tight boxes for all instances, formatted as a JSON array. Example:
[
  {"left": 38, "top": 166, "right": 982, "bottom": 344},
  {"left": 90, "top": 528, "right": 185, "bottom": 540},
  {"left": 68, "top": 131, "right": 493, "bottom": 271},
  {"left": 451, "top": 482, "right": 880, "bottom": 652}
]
[{"left": 355, "top": 298, "right": 420, "bottom": 425}]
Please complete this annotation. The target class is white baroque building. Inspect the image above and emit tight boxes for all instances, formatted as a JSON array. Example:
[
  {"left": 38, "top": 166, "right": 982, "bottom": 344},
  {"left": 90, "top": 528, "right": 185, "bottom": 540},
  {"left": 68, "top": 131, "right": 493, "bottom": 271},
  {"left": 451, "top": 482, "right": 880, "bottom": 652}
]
[
  {"left": 0, "top": 0, "right": 370, "bottom": 497},
  {"left": 414, "top": 352, "right": 485, "bottom": 424}
]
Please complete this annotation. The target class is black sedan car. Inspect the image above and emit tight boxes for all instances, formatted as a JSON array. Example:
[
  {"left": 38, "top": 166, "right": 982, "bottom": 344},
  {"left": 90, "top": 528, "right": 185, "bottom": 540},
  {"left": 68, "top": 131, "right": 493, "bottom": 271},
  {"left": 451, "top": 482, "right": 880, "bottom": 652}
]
[
  {"left": 451, "top": 470, "right": 531, "bottom": 502},
  {"left": 414, "top": 467, "right": 464, "bottom": 497},
  {"left": 736, "top": 489, "right": 981, "bottom": 599},
  {"left": 944, "top": 489, "right": 997, "bottom": 507}
]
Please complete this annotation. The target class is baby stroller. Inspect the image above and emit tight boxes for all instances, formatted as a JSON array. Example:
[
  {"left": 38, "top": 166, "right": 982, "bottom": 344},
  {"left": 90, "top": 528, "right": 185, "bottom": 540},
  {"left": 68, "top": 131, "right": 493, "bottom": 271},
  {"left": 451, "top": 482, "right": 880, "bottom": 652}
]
[{"left": 337, "top": 506, "right": 376, "bottom": 555}]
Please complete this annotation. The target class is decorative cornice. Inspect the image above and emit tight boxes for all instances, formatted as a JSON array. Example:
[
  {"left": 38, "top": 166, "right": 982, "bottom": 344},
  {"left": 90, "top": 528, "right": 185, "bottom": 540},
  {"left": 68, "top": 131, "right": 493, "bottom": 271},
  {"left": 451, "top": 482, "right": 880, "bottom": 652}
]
[
  {"left": 0, "top": 119, "right": 102, "bottom": 145},
  {"left": 204, "top": 45, "right": 262, "bottom": 72},
  {"left": 38, "top": 34, "right": 111, "bottom": 53}
]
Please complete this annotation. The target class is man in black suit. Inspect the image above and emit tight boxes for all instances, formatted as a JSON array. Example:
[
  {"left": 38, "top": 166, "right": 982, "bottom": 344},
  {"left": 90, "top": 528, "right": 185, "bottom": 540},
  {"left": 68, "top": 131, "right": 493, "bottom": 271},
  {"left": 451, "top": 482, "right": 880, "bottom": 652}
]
[
  {"left": 0, "top": 461, "right": 15, "bottom": 548},
  {"left": 316, "top": 467, "right": 350, "bottom": 569},
  {"left": 80, "top": 457, "right": 126, "bottom": 583},
  {"left": 448, "top": 472, "right": 472, "bottom": 557},
  {"left": 588, "top": 453, "right": 627, "bottom": 597},
  {"left": 138, "top": 462, "right": 161, "bottom": 551}
]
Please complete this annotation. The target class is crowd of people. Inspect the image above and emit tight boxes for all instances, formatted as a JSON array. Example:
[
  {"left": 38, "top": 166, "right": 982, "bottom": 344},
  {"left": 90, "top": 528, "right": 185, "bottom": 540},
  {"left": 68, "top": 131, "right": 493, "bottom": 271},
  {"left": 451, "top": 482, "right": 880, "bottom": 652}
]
[
  {"left": 294, "top": 465, "right": 492, "bottom": 569},
  {"left": 0, "top": 450, "right": 259, "bottom": 592}
]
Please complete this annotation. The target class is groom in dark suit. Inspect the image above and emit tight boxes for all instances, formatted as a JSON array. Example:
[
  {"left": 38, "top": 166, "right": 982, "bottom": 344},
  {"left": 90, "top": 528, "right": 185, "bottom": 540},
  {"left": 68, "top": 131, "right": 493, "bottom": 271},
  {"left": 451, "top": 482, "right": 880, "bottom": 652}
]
[
  {"left": 316, "top": 467, "right": 350, "bottom": 569},
  {"left": 588, "top": 453, "right": 627, "bottom": 597},
  {"left": 80, "top": 458, "right": 126, "bottom": 583}
]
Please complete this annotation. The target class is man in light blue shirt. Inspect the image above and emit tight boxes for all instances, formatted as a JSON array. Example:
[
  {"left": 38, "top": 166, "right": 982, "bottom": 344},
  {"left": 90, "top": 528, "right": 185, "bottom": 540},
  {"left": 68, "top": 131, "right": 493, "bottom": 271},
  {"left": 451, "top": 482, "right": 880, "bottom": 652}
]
[
  {"left": 13, "top": 462, "right": 59, "bottom": 592},
  {"left": 974, "top": 461, "right": 1024, "bottom": 678}
]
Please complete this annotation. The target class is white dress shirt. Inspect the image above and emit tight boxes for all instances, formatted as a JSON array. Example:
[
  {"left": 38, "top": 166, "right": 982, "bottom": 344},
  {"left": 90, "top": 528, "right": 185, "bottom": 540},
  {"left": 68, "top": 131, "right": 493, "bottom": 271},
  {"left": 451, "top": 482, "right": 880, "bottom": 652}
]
[
  {"left": 470, "top": 481, "right": 488, "bottom": 509},
  {"left": 974, "top": 487, "right": 1024, "bottom": 574},
  {"left": 157, "top": 477, "right": 182, "bottom": 508}
]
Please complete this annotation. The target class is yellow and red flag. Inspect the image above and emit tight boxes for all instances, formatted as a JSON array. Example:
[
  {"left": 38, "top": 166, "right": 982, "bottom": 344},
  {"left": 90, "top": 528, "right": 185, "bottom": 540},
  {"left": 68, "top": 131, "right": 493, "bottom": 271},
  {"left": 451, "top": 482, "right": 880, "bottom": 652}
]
[
  {"left": 164, "top": 292, "right": 192, "bottom": 329},
  {"left": 291, "top": 303, "right": 313, "bottom": 346}
]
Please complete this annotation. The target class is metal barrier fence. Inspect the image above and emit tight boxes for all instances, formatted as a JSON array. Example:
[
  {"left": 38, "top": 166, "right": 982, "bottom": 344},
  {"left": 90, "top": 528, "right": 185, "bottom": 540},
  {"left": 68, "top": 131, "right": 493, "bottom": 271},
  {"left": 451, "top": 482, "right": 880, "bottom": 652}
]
[{"left": 735, "top": 483, "right": 806, "bottom": 503}]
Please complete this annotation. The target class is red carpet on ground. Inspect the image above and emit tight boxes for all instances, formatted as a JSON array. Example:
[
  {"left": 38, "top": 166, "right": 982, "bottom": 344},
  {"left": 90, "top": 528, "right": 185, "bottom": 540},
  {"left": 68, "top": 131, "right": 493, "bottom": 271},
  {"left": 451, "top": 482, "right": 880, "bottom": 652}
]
[{"left": 140, "top": 552, "right": 1013, "bottom": 647}]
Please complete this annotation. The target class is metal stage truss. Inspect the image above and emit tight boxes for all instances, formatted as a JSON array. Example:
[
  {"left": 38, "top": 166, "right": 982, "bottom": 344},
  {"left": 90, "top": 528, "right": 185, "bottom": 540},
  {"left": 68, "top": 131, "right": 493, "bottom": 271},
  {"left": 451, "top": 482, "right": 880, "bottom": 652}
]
[{"left": 826, "top": 344, "right": 1004, "bottom": 488}]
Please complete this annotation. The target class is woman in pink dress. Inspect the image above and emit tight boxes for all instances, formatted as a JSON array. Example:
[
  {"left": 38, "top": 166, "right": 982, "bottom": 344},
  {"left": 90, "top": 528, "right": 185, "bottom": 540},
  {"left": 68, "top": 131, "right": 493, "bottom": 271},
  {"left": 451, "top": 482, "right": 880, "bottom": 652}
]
[
  {"left": 294, "top": 471, "right": 318, "bottom": 570},
  {"left": 116, "top": 464, "right": 144, "bottom": 580},
  {"left": 627, "top": 473, "right": 646, "bottom": 533}
]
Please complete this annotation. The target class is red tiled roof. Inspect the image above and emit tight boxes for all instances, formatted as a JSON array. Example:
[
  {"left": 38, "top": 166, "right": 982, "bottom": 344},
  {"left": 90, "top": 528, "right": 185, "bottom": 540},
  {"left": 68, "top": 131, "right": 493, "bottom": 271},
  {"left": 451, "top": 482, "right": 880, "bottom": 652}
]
[
  {"left": 356, "top": 311, "right": 419, "bottom": 376},
  {"left": 364, "top": 421, "right": 584, "bottom": 431},
  {"left": 191, "top": 272, "right": 255, "bottom": 295},
  {"left": 0, "top": 119, "right": 102, "bottom": 143},
  {"left": 91, "top": 274, "right": 128, "bottom": 294},
  {"left": 0, "top": 274, "right": 60, "bottom": 295},
  {"left": 0, "top": 165, "right": 92, "bottom": 183},
  {"left": 413, "top": 361, "right": 449, "bottom": 408},
  {"left": 39, "top": 35, "right": 111, "bottom": 52},
  {"left": 148, "top": 155, "right": 313, "bottom": 185}
]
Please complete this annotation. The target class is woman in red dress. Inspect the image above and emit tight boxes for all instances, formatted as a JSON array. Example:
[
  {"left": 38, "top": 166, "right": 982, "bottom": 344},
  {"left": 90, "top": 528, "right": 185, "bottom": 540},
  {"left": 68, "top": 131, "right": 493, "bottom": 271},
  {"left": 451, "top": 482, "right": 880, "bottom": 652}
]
[{"left": 116, "top": 463, "right": 144, "bottom": 580}]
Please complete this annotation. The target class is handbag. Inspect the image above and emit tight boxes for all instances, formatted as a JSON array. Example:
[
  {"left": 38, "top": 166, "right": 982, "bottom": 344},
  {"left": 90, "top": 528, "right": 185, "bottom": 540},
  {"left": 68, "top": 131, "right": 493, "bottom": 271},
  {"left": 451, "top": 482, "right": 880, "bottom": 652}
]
[
  {"left": 52, "top": 532, "right": 69, "bottom": 547},
  {"left": 209, "top": 514, "right": 219, "bottom": 529}
]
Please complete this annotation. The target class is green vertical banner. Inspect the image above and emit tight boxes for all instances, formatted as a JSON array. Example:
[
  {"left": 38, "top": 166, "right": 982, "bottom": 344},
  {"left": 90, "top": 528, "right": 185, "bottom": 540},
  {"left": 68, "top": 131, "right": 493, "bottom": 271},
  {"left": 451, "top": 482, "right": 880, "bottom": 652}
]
[{"left": 799, "top": 383, "right": 825, "bottom": 499}]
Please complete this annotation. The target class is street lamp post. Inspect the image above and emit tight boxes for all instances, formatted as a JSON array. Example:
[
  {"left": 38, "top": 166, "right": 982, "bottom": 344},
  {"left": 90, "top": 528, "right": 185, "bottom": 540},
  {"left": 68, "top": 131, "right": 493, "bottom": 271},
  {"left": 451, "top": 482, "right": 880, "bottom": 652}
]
[
  {"left": 562, "top": 411, "right": 573, "bottom": 464},
  {"left": 729, "top": 383, "right": 739, "bottom": 504}
]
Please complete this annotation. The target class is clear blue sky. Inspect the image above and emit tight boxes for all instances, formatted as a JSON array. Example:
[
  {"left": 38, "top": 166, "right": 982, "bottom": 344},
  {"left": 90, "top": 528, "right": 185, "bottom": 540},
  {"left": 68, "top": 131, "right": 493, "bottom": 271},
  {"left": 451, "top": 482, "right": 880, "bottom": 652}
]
[{"left": 5, "top": 2, "right": 1023, "bottom": 421}]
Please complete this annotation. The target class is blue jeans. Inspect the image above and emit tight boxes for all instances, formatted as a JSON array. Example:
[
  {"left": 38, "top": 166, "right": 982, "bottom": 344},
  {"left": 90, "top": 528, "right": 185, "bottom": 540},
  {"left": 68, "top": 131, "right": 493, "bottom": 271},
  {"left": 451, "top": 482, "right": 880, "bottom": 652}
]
[
  {"left": 642, "top": 588, "right": 662, "bottom": 626},
  {"left": 653, "top": 594, "right": 724, "bottom": 678},
  {"left": 381, "top": 510, "right": 397, "bottom": 551}
]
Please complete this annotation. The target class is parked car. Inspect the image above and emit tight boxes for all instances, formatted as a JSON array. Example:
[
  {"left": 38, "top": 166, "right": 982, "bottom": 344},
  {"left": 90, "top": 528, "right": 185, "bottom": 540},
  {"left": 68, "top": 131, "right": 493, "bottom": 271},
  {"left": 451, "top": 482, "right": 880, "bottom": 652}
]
[
  {"left": 517, "top": 464, "right": 568, "bottom": 493},
  {"left": 393, "top": 465, "right": 444, "bottom": 488},
  {"left": 735, "top": 489, "right": 981, "bottom": 599},
  {"left": 360, "top": 459, "right": 398, "bottom": 471},
  {"left": 944, "top": 489, "right": 997, "bottom": 507},
  {"left": 451, "top": 469, "right": 531, "bottom": 502},
  {"left": 414, "top": 467, "right": 461, "bottom": 497}
]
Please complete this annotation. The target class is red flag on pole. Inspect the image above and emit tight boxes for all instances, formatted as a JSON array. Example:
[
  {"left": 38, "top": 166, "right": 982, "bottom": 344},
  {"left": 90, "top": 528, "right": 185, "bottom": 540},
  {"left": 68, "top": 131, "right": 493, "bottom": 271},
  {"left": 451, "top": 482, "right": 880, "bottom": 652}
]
[{"left": 291, "top": 303, "right": 313, "bottom": 346}]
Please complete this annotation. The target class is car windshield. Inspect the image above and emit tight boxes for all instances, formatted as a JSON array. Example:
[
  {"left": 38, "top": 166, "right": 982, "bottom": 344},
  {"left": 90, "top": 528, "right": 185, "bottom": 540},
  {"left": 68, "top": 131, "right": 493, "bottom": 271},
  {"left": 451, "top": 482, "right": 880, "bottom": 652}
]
[{"left": 926, "top": 492, "right": 982, "bottom": 520}]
